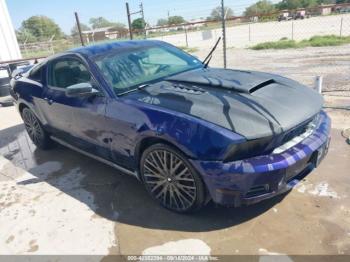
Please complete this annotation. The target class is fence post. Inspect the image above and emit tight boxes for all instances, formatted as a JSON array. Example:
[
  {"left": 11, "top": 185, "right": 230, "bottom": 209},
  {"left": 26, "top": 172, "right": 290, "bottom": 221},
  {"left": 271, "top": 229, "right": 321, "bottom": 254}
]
[
  {"left": 140, "top": 2, "right": 146, "bottom": 39},
  {"left": 291, "top": 21, "right": 294, "bottom": 40},
  {"left": 185, "top": 26, "right": 189, "bottom": 47},
  {"left": 249, "top": 23, "right": 251, "bottom": 42},
  {"left": 315, "top": 76, "right": 323, "bottom": 94},
  {"left": 74, "top": 12, "right": 85, "bottom": 46},
  {"left": 126, "top": 2, "right": 133, "bottom": 40},
  {"left": 340, "top": 17, "right": 344, "bottom": 37},
  {"left": 23, "top": 38, "right": 28, "bottom": 58}
]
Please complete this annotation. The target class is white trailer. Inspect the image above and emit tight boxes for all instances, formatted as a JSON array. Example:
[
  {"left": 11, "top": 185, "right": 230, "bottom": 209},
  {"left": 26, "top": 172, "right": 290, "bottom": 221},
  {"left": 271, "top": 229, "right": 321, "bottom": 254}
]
[{"left": 0, "top": 0, "right": 21, "bottom": 62}]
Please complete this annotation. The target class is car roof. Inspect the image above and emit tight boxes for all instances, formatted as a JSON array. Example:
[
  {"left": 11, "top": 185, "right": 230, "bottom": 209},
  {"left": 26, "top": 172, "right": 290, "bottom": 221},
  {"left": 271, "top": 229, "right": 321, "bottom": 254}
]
[{"left": 69, "top": 40, "right": 166, "bottom": 58}]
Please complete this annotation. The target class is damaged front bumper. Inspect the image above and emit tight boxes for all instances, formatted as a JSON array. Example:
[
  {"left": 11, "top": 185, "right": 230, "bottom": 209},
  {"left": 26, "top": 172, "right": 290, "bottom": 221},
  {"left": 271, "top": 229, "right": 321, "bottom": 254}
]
[{"left": 190, "top": 111, "right": 331, "bottom": 207}]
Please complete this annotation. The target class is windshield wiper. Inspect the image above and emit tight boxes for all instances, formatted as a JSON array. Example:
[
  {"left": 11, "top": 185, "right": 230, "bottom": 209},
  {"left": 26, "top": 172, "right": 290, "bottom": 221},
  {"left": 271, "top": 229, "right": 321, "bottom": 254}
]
[
  {"left": 202, "top": 37, "right": 221, "bottom": 69},
  {"left": 116, "top": 84, "right": 149, "bottom": 97}
]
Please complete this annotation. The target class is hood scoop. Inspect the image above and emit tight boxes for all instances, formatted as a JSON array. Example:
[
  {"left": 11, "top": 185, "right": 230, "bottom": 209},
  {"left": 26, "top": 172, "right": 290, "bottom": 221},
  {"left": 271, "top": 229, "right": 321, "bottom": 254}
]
[
  {"left": 166, "top": 68, "right": 276, "bottom": 94},
  {"left": 163, "top": 83, "right": 206, "bottom": 95},
  {"left": 249, "top": 79, "right": 276, "bottom": 93}
]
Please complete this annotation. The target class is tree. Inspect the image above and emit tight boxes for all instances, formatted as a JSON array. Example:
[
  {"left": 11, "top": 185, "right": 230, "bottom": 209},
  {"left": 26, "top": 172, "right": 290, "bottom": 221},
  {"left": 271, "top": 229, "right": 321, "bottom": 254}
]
[
  {"left": 209, "top": 6, "right": 234, "bottom": 21},
  {"left": 157, "top": 18, "right": 168, "bottom": 26},
  {"left": 275, "top": 0, "right": 322, "bottom": 10},
  {"left": 15, "top": 30, "right": 36, "bottom": 43},
  {"left": 245, "top": 0, "right": 275, "bottom": 16},
  {"left": 300, "top": 0, "right": 318, "bottom": 7},
  {"left": 70, "top": 23, "right": 91, "bottom": 36},
  {"left": 19, "top": 15, "right": 63, "bottom": 41},
  {"left": 89, "top": 17, "right": 125, "bottom": 29},
  {"left": 132, "top": 18, "right": 146, "bottom": 30},
  {"left": 167, "top": 16, "right": 186, "bottom": 25}
]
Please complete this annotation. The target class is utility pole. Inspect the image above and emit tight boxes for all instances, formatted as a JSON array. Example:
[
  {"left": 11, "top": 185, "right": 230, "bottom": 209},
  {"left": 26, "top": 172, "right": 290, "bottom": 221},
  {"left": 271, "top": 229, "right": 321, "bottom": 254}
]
[
  {"left": 74, "top": 12, "right": 85, "bottom": 46},
  {"left": 221, "top": 0, "right": 227, "bottom": 68},
  {"left": 140, "top": 2, "right": 146, "bottom": 39},
  {"left": 126, "top": 2, "right": 133, "bottom": 40},
  {"left": 126, "top": 2, "right": 146, "bottom": 40}
]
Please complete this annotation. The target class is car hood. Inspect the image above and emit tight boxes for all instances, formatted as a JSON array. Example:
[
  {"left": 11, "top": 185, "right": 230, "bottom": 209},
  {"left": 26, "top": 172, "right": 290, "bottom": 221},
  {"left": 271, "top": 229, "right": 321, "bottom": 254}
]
[{"left": 126, "top": 68, "right": 323, "bottom": 140}]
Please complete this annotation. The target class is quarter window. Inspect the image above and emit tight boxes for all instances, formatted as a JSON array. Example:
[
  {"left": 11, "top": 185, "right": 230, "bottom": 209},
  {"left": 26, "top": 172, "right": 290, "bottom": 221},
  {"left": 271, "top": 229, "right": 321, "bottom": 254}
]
[
  {"left": 48, "top": 58, "right": 91, "bottom": 89},
  {"left": 29, "top": 64, "right": 44, "bottom": 82}
]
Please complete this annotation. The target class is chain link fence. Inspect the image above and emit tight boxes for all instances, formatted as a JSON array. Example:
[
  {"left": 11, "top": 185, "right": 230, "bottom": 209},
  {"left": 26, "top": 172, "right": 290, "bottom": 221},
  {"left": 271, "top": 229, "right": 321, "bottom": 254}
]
[
  {"left": 11, "top": 3, "right": 350, "bottom": 110},
  {"left": 145, "top": 13, "right": 350, "bottom": 49}
]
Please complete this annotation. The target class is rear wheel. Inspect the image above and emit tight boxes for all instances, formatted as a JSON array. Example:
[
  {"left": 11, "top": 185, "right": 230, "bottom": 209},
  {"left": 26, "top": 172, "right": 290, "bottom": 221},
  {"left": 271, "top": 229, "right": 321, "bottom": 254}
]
[
  {"left": 22, "top": 108, "right": 53, "bottom": 150},
  {"left": 140, "top": 143, "right": 205, "bottom": 213}
]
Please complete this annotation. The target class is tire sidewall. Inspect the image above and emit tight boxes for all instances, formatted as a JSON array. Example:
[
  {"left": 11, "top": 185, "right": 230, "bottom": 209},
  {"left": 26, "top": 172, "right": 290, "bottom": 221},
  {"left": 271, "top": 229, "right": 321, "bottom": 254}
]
[
  {"left": 22, "top": 108, "right": 51, "bottom": 149},
  {"left": 140, "top": 143, "right": 205, "bottom": 213}
]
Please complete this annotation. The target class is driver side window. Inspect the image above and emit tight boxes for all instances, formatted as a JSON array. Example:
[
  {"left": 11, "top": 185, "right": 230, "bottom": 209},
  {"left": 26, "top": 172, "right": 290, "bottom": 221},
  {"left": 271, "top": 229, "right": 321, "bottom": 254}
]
[{"left": 48, "top": 58, "right": 91, "bottom": 89}]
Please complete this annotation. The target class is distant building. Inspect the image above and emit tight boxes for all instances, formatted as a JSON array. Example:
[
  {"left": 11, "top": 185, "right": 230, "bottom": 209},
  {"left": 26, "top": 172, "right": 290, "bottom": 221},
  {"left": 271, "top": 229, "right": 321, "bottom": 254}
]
[
  {"left": 187, "top": 19, "right": 204, "bottom": 30},
  {"left": 0, "top": 0, "right": 21, "bottom": 61},
  {"left": 318, "top": 4, "right": 335, "bottom": 16},
  {"left": 82, "top": 27, "right": 128, "bottom": 43},
  {"left": 296, "top": 8, "right": 306, "bottom": 17}
]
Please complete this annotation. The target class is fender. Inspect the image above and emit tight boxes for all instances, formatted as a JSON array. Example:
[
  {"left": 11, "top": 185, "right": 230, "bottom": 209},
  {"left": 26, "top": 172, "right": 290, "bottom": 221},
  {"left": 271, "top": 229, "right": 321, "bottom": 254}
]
[{"left": 129, "top": 99, "right": 246, "bottom": 162}]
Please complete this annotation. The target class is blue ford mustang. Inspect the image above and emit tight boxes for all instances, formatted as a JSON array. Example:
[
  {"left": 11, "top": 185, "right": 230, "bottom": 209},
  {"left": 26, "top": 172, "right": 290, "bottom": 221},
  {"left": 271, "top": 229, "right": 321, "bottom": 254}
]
[{"left": 10, "top": 40, "right": 331, "bottom": 213}]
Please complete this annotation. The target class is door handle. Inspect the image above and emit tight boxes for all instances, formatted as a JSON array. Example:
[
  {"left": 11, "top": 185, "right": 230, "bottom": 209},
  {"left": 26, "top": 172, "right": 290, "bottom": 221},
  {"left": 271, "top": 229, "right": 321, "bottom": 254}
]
[{"left": 44, "top": 97, "right": 53, "bottom": 105}]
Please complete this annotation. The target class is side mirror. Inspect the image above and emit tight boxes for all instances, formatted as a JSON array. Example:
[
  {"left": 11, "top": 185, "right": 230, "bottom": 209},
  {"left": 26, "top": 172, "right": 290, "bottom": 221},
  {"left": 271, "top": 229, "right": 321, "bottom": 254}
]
[
  {"left": 11, "top": 65, "right": 33, "bottom": 78},
  {"left": 65, "top": 83, "right": 98, "bottom": 97},
  {"left": 11, "top": 68, "right": 23, "bottom": 79}
]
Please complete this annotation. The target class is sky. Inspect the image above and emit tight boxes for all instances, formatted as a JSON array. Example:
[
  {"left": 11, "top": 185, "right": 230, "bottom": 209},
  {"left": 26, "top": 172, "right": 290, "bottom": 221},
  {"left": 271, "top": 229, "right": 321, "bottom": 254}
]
[{"left": 6, "top": 0, "right": 279, "bottom": 34}]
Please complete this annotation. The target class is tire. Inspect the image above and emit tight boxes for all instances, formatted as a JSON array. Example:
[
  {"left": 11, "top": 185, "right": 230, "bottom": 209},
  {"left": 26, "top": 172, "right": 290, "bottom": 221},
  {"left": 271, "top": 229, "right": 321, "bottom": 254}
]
[
  {"left": 22, "top": 108, "right": 53, "bottom": 150},
  {"left": 140, "top": 143, "right": 206, "bottom": 213}
]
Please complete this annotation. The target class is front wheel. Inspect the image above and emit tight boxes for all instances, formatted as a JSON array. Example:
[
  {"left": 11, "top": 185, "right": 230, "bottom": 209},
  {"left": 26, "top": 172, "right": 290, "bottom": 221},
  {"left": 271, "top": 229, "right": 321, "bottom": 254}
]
[
  {"left": 22, "top": 108, "right": 53, "bottom": 150},
  {"left": 140, "top": 143, "right": 206, "bottom": 213}
]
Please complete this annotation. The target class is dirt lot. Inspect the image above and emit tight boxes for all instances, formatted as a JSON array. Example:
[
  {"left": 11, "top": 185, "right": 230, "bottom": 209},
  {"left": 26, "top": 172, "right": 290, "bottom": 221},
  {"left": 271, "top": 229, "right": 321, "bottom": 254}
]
[
  {"left": 0, "top": 45, "right": 349, "bottom": 258},
  {"left": 154, "top": 14, "right": 350, "bottom": 48},
  {"left": 194, "top": 44, "right": 350, "bottom": 129}
]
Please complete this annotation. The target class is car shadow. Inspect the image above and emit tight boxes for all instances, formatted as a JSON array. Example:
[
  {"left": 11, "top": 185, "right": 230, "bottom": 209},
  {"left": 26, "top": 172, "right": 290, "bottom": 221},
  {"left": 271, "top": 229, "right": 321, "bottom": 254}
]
[{"left": 1, "top": 124, "right": 288, "bottom": 232}]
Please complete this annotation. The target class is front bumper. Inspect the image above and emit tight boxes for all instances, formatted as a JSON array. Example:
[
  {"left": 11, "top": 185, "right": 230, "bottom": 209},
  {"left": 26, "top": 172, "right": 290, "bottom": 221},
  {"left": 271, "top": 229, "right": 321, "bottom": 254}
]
[{"left": 191, "top": 111, "right": 331, "bottom": 207}]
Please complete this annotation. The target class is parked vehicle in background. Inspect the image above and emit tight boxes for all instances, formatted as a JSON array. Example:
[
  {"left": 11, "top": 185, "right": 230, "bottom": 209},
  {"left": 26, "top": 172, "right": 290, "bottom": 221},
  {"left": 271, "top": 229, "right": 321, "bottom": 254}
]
[
  {"left": 10, "top": 40, "right": 331, "bottom": 213},
  {"left": 339, "top": 7, "right": 350, "bottom": 14},
  {"left": 278, "top": 10, "right": 310, "bottom": 21},
  {"left": 0, "top": 61, "right": 31, "bottom": 106},
  {"left": 293, "top": 11, "right": 311, "bottom": 20},
  {"left": 0, "top": 66, "right": 11, "bottom": 97},
  {"left": 278, "top": 14, "right": 293, "bottom": 22}
]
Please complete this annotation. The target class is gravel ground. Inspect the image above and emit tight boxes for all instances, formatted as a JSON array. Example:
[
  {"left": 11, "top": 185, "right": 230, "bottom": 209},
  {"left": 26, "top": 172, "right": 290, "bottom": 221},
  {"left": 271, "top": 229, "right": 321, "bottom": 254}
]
[
  {"left": 153, "top": 14, "right": 350, "bottom": 49},
  {"left": 0, "top": 105, "right": 349, "bottom": 257},
  {"left": 193, "top": 44, "right": 350, "bottom": 130}
]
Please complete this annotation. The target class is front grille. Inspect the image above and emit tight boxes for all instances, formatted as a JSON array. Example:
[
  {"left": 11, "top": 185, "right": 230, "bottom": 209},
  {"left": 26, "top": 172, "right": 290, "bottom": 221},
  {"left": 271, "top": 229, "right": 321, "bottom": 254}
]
[
  {"left": 273, "top": 113, "right": 320, "bottom": 154},
  {"left": 280, "top": 121, "right": 310, "bottom": 146}
]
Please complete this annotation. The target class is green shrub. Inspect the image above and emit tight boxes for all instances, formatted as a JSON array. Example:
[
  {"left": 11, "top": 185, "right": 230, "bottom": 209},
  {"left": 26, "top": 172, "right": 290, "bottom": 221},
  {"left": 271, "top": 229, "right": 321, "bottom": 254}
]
[
  {"left": 251, "top": 40, "right": 297, "bottom": 50},
  {"left": 251, "top": 35, "right": 350, "bottom": 50}
]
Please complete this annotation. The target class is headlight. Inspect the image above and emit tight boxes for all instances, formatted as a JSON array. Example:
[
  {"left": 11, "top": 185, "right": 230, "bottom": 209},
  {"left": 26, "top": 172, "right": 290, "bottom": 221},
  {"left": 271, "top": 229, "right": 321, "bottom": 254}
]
[{"left": 223, "top": 136, "right": 273, "bottom": 162}]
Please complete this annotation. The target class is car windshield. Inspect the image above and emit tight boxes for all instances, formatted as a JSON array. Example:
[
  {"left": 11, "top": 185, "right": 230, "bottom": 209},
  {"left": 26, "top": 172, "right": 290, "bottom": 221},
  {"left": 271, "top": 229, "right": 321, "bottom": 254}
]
[{"left": 93, "top": 44, "right": 203, "bottom": 95}]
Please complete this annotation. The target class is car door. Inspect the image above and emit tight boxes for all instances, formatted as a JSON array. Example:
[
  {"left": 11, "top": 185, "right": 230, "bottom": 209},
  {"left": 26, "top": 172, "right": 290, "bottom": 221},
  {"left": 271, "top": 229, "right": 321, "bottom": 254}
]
[{"left": 41, "top": 55, "right": 112, "bottom": 160}]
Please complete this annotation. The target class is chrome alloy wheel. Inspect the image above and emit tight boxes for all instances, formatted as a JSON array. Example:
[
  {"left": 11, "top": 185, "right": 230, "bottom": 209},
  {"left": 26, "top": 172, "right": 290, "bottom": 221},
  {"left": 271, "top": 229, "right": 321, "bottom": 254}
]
[
  {"left": 143, "top": 149, "right": 197, "bottom": 211},
  {"left": 22, "top": 109, "right": 44, "bottom": 145}
]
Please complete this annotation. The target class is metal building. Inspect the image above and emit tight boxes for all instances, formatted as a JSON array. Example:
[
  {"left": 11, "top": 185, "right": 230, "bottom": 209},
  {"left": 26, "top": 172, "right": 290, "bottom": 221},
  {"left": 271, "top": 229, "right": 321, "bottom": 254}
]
[{"left": 0, "top": 0, "right": 21, "bottom": 62}]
